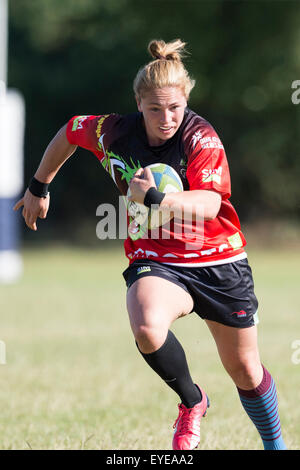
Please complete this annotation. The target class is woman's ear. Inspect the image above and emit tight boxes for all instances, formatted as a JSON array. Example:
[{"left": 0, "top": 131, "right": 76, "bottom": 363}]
[{"left": 135, "top": 95, "right": 142, "bottom": 112}]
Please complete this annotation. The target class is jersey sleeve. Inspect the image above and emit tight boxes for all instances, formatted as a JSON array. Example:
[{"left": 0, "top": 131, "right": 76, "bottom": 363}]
[
  {"left": 65, "top": 114, "right": 120, "bottom": 160},
  {"left": 185, "top": 122, "right": 231, "bottom": 199}
]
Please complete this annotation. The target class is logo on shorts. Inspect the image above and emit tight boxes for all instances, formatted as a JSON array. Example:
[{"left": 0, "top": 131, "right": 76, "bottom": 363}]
[
  {"left": 137, "top": 266, "right": 152, "bottom": 275},
  {"left": 231, "top": 310, "right": 247, "bottom": 318}
]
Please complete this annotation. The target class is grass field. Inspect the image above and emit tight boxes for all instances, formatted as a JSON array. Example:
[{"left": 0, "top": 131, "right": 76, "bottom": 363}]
[{"left": 0, "top": 243, "right": 299, "bottom": 450}]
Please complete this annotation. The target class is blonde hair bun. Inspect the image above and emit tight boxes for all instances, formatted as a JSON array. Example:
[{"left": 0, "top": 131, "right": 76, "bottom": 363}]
[
  {"left": 133, "top": 38, "right": 195, "bottom": 100},
  {"left": 148, "top": 39, "right": 187, "bottom": 62}
]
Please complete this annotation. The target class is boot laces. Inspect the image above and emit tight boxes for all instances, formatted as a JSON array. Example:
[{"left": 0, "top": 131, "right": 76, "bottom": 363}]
[{"left": 173, "top": 404, "right": 196, "bottom": 435}]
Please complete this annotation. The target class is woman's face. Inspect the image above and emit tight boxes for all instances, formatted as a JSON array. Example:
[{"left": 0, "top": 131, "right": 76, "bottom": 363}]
[{"left": 136, "top": 87, "right": 187, "bottom": 146}]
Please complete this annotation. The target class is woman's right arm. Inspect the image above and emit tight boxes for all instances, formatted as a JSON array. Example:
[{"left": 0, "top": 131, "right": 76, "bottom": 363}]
[{"left": 13, "top": 123, "right": 77, "bottom": 231}]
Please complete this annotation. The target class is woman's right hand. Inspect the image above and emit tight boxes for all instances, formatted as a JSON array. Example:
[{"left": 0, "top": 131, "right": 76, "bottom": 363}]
[{"left": 13, "top": 188, "right": 50, "bottom": 231}]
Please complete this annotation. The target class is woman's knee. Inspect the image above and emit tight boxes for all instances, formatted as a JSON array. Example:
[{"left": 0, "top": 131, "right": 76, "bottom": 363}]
[
  {"left": 225, "top": 358, "right": 263, "bottom": 389},
  {"left": 134, "top": 323, "right": 159, "bottom": 342},
  {"left": 131, "top": 318, "right": 168, "bottom": 353}
]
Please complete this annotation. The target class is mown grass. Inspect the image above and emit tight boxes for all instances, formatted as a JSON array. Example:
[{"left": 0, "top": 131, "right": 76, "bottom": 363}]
[{"left": 0, "top": 244, "right": 299, "bottom": 450}]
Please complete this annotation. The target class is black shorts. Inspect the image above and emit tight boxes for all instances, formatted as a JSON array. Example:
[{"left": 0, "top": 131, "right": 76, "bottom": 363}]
[{"left": 122, "top": 258, "right": 259, "bottom": 328}]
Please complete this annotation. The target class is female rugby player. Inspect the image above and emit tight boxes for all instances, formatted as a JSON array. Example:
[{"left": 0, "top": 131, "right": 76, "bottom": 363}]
[{"left": 14, "top": 39, "right": 286, "bottom": 450}]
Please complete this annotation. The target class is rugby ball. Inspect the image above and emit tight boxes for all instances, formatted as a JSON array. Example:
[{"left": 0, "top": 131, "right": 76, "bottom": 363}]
[{"left": 127, "top": 163, "right": 183, "bottom": 229}]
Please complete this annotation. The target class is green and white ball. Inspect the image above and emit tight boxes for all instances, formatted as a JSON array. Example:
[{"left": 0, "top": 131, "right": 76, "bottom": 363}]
[{"left": 127, "top": 163, "right": 183, "bottom": 229}]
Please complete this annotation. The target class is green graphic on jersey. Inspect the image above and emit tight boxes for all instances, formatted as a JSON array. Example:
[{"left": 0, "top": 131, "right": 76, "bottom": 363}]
[
  {"left": 128, "top": 216, "right": 148, "bottom": 241},
  {"left": 99, "top": 149, "right": 142, "bottom": 184},
  {"left": 115, "top": 155, "right": 142, "bottom": 184},
  {"left": 98, "top": 149, "right": 145, "bottom": 241}
]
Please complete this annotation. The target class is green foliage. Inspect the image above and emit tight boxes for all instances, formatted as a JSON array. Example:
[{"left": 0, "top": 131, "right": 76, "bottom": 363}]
[{"left": 8, "top": 0, "right": 300, "bottom": 235}]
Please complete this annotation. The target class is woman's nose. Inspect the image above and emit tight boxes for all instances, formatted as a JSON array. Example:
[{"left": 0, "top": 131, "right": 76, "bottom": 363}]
[{"left": 159, "top": 109, "right": 171, "bottom": 123}]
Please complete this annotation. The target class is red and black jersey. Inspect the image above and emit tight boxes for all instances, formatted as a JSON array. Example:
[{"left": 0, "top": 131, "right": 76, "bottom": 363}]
[{"left": 66, "top": 109, "right": 247, "bottom": 266}]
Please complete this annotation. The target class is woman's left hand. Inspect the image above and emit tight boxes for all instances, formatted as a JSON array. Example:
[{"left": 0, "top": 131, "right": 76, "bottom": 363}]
[{"left": 128, "top": 167, "right": 156, "bottom": 204}]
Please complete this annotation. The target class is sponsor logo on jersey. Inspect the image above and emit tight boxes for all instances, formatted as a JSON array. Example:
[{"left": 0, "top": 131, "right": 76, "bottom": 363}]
[
  {"left": 96, "top": 115, "right": 109, "bottom": 138},
  {"left": 231, "top": 310, "right": 247, "bottom": 318},
  {"left": 202, "top": 166, "right": 222, "bottom": 184},
  {"left": 227, "top": 232, "right": 243, "bottom": 249},
  {"left": 72, "top": 115, "right": 90, "bottom": 131},
  {"left": 137, "top": 266, "right": 152, "bottom": 275},
  {"left": 200, "top": 136, "right": 224, "bottom": 150},
  {"left": 96, "top": 115, "right": 110, "bottom": 152},
  {"left": 191, "top": 130, "right": 203, "bottom": 149}
]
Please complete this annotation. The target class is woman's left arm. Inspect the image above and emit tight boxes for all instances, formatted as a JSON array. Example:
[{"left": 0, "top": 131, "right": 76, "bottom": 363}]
[
  {"left": 160, "top": 189, "right": 221, "bottom": 221},
  {"left": 129, "top": 167, "right": 222, "bottom": 221}
]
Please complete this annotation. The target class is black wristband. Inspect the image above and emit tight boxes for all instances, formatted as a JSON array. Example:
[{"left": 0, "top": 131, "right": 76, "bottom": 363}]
[
  {"left": 143, "top": 187, "right": 165, "bottom": 208},
  {"left": 28, "top": 177, "right": 49, "bottom": 198}
]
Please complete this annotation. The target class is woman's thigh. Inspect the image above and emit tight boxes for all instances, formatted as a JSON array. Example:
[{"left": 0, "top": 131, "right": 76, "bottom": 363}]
[
  {"left": 126, "top": 275, "right": 194, "bottom": 351},
  {"left": 205, "top": 319, "right": 263, "bottom": 388}
]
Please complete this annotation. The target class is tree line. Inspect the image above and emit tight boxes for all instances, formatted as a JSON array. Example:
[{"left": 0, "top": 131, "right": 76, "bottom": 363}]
[{"left": 8, "top": 0, "right": 300, "bottom": 240}]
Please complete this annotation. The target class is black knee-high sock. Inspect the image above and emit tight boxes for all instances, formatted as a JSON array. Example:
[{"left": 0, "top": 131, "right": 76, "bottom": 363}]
[{"left": 136, "top": 330, "right": 202, "bottom": 408}]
